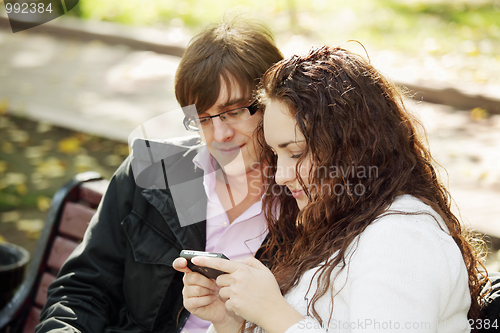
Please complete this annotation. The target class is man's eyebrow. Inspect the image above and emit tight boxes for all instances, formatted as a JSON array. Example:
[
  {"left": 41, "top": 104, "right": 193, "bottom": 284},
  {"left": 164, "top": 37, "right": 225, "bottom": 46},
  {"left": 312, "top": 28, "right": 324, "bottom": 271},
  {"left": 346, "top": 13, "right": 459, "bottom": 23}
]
[
  {"left": 217, "top": 97, "right": 248, "bottom": 110},
  {"left": 197, "top": 98, "right": 247, "bottom": 117},
  {"left": 278, "top": 140, "right": 306, "bottom": 148}
]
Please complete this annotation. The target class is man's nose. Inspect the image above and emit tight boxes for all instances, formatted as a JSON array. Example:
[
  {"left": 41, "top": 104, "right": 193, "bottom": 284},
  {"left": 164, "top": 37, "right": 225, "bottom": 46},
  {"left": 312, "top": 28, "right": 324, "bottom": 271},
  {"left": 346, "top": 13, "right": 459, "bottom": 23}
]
[{"left": 211, "top": 117, "right": 234, "bottom": 142}]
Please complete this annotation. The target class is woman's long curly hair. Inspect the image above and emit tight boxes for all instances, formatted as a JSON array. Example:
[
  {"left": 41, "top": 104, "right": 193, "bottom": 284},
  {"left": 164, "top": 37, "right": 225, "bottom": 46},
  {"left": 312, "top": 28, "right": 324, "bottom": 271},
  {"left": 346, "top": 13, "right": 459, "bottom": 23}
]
[{"left": 255, "top": 45, "right": 487, "bottom": 330}]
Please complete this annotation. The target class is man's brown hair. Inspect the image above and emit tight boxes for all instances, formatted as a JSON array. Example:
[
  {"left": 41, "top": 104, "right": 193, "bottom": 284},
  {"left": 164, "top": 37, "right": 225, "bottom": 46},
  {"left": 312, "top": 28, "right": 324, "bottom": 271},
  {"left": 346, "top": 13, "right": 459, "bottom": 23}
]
[{"left": 175, "top": 19, "right": 283, "bottom": 113}]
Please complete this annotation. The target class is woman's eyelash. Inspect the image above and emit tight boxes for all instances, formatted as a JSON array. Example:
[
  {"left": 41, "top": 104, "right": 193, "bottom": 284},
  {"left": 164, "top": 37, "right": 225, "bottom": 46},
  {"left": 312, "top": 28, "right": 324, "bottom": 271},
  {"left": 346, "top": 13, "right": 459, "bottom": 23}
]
[{"left": 291, "top": 153, "right": 303, "bottom": 158}]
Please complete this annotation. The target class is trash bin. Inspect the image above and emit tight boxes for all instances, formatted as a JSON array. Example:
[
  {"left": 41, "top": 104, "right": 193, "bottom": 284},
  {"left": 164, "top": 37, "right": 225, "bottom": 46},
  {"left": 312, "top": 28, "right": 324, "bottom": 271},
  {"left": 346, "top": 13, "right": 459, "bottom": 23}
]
[{"left": 0, "top": 243, "right": 30, "bottom": 309}]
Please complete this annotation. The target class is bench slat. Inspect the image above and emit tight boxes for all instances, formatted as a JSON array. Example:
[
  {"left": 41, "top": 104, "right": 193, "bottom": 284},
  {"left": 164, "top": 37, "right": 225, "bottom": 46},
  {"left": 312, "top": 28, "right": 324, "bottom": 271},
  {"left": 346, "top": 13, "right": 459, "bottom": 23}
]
[
  {"left": 47, "top": 237, "right": 79, "bottom": 271},
  {"left": 59, "top": 202, "right": 96, "bottom": 240},
  {"left": 22, "top": 307, "right": 41, "bottom": 333},
  {"left": 80, "top": 179, "right": 108, "bottom": 207},
  {"left": 34, "top": 273, "right": 56, "bottom": 307}
]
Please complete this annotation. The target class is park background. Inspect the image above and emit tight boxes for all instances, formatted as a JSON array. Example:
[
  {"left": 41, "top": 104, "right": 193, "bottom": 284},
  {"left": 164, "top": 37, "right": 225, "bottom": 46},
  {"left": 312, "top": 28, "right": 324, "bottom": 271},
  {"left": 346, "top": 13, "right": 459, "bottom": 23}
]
[{"left": 0, "top": 0, "right": 500, "bottom": 270}]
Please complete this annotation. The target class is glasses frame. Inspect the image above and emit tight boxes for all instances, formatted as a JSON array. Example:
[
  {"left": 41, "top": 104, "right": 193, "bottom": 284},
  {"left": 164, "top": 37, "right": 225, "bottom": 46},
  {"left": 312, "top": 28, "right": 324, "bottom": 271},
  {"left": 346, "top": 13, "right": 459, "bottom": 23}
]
[{"left": 183, "top": 101, "right": 260, "bottom": 132}]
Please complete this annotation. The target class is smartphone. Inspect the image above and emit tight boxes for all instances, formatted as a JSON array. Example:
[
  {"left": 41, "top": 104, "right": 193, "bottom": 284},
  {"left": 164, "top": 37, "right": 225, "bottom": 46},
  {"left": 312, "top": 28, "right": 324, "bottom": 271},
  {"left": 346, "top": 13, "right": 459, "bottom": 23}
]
[{"left": 180, "top": 250, "right": 229, "bottom": 279}]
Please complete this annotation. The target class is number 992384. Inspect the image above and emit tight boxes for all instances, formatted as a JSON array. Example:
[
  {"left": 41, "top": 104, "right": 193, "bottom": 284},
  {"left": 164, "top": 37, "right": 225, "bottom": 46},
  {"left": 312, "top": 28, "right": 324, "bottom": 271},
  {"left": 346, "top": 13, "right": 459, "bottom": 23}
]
[{"left": 5, "top": 1, "right": 53, "bottom": 14}]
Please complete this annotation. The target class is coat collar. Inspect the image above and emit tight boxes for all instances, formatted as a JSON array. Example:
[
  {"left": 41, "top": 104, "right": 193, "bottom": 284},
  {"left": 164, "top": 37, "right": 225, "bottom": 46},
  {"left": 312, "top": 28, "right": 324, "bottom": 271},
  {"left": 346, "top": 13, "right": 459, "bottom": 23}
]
[{"left": 131, "top": 137, "right": 207, "bottom": 249}]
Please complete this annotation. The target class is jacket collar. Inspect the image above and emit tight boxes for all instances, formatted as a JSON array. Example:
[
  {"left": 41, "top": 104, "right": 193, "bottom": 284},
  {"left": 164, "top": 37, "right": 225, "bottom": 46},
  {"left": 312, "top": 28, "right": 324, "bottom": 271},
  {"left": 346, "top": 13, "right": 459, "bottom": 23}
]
[{"left": 132, "top": 137, "right": 207, "bottom": 249}]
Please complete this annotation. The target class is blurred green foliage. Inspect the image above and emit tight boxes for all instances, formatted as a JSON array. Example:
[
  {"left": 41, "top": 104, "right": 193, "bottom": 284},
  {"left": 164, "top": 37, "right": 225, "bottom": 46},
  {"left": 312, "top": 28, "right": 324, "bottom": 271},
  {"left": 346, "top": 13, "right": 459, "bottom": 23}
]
[
  {"left": 367, "top": 0, "right": 500, "bottom": 55},
  {"left": 64, "top": 0, "right": 500, "bottom": 57}
]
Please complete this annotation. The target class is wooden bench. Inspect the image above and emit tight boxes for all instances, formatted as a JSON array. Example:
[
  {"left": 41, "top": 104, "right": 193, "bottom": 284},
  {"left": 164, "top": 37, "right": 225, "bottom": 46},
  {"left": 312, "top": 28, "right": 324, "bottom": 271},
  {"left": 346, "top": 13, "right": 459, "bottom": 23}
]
[{"left": 0, "top": 172, "right": 109, "bottom": 333}]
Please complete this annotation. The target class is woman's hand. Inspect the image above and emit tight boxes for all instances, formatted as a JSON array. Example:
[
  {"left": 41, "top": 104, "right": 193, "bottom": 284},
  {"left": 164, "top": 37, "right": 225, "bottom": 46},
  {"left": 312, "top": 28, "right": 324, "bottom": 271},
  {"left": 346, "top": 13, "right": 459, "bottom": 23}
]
[
  {"left": 191, "top": 256, "right": 304, "bottom": 333},
  {"left": 173, "top": 257, "right": 243, "bottom": 331}
]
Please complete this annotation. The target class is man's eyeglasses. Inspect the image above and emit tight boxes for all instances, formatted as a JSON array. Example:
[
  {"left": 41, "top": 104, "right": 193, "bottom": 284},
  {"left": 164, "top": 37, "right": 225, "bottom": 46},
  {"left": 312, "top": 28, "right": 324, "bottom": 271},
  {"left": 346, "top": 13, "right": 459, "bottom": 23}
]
[{"left": 183, "top": 101, "right": 259, "bottom": 132}]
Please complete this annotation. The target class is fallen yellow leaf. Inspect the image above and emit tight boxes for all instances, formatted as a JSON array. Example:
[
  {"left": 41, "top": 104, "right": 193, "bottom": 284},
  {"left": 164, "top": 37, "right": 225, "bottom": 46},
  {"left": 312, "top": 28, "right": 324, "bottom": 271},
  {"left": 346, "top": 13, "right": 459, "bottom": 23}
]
[
  {"left": 9, "top": 129, "right": 29, "bottom": 144},
  {"left": 24, "top": 146, "right": 45, "bottom": 159},
  {"left": 33, "top": 179, "right": 51, "bottom": 190},
  {"left": 36, "top": 122, "right": 52, "bottom": 133},
  {"left": 1, "top": 211, "right": 20, "bottom": 223},
  {"left": 0, "top": 98, "right": 8, "bottom": 115},
  {"left": 16, "top": 183, "right": 28, "bottom": 196},
  {"left": 0, "top": 160, "right": 7, "bottom": 174},
  {"left": 35, "top": 158, "right": 67, "bottom": 178},
  {"left": 470, "top": 107, "right": 488, "bottom": 121},
  {"left": 17, "top": 219, "right": 44, "bottom": 239},
  {"left": 4, "top": 172, "right": 27, "bottom": 185},
  {"left": 37, "top": 196, "right": 52, "bottom": 212},
  {"left": 1, "top": 141, "right": 14, "bottom": 154},
  {"left": 31, "top": 172, "right": 51, "bottom": 190},
  {"left": 58, "top": 137, "right": 81, "bottom": 154},
  {"left": 74, "top": 154, "right": 98, "bottom": 173}
]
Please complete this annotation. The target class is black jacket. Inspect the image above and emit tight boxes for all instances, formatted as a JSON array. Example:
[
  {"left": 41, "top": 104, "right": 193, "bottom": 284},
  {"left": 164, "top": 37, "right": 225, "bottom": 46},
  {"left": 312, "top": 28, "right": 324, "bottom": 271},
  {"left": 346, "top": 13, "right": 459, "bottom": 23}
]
[{"left": 37, "top": 136, "right": 226, "bottom": 333}]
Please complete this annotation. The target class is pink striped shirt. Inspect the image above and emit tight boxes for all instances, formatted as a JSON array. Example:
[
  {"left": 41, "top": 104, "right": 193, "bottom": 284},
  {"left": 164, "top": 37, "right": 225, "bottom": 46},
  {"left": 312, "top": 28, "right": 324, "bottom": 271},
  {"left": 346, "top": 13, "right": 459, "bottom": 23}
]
[{"left": 181, "top": 147, "right": 268, "bottom": 333}]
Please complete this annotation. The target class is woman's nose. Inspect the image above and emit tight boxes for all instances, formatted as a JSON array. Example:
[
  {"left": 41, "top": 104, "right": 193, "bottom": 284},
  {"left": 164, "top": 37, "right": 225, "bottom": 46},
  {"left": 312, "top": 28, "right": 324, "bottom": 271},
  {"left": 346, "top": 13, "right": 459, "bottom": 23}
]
[{"left": 275, "top": 158, "right": 295, "bottom": 186}]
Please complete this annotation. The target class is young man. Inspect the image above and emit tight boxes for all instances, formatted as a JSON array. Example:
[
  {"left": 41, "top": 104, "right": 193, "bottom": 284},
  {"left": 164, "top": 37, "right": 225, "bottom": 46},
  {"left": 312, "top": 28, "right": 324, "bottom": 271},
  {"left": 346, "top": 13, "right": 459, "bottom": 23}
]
[{"left": 36, "top": 20, "right": 282, "bottom": 333}]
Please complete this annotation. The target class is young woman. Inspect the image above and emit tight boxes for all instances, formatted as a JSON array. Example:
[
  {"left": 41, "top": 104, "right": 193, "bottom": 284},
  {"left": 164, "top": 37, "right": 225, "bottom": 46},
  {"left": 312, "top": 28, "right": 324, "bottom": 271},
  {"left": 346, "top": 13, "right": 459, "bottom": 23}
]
[{"left": 174, "top": 46, "right": 487, "bottom": 333}]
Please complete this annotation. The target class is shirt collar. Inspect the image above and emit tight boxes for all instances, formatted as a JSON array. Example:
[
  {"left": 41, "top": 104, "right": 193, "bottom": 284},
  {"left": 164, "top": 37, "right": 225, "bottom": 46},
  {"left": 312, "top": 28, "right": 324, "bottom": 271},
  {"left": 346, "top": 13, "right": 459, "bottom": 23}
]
[
  {"left": 193, "top": 145, "right": 217, "bottom": 173},
  {"left": 193, "top": 146, "right": 264, "bottom": 221}
]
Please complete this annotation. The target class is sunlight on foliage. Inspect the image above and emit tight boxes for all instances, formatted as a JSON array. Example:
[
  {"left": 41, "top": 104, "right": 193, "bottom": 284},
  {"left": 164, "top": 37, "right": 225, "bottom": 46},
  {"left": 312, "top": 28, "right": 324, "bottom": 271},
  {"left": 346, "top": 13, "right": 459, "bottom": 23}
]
[
  {"left": 25, "top": 0, "right": 491, "bottom": 89},
  {"left": 68, "top": 0, "right": 500, "bottom": 57}
]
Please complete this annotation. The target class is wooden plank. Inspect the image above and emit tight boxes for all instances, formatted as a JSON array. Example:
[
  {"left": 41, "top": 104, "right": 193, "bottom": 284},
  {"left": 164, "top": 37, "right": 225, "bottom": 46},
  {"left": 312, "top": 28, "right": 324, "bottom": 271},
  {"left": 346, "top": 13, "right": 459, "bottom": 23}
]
[
  {"left": 80, "top": 179, "right": 109, "bottom": 207},
  {"left": 34, "top": 273, "right": 56, "bottom": 307},
  {"left": 22, "top": 306, "right": 41, "bottom": 333},
  {"left": 47, "top": 237, "right": 79, "bottom": 271},
  {"left": 59, "top": 202, "right": 95, "bottom": 240}
]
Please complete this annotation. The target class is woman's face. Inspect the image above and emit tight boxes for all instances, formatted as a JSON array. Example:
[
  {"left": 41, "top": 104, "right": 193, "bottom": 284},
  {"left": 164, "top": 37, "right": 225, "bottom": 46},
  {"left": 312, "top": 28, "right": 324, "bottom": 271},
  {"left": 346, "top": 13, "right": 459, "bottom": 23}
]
[{"left": 263, "top": 99, "right": 311, "bottom": 210}]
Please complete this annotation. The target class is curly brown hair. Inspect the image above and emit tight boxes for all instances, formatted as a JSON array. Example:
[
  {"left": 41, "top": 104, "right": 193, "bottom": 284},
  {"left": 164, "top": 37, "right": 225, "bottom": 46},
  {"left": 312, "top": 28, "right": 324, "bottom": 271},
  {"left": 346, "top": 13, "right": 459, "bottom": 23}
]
[{"left": 255, "top": 45, "right": 487, "bottom": 330}]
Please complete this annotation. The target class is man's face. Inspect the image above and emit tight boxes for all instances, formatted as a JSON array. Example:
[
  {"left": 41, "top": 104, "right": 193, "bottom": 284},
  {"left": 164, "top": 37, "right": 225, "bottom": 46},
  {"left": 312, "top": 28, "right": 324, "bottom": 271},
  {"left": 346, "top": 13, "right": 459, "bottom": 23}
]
[{"left": 197, "top": 80, "right": 262, "bottom": 176}]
